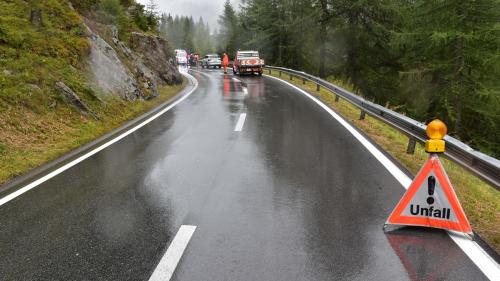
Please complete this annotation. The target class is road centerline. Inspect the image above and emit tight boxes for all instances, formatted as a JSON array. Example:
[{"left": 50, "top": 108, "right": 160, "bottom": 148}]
[
  {"left": 148, "top": 225, "right": 197, "bottom": 281},
  {"left": 234, "top": 113, "right": 247, "bottom": 132}
]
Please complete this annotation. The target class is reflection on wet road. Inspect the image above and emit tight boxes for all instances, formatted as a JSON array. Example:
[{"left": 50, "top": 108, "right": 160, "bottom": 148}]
[{"left": 0, "top": 68, "right": 491, "bottom": 280}]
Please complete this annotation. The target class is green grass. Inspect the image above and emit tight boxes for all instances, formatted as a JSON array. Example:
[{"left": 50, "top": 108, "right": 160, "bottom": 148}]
[
  {"left": 0, "top": 0, "right": 91, "bottom": 109},
  {"left": 0, "top": 82, "right": 185, "bottom": 184},
  {"left": 0, "top": 0, "right": 186, "bottom": 184},
  {"left": 268, "top": 69, "right": 500, "bottom": 253}
]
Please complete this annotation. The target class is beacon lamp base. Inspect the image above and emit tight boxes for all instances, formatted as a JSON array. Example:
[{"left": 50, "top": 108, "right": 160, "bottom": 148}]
[{"left": 425, "top": 139, "right": 445, "bottom": 153}]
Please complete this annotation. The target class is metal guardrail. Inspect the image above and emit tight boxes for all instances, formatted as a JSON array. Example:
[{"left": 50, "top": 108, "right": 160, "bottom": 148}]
[{"left": 265, "top": 66, "right": 500, "bottom": 190}]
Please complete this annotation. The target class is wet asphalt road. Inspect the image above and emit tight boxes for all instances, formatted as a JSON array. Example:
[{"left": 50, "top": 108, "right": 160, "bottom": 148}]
[{"left": 0, "top": 69, "right": 489, "bottom": 280}]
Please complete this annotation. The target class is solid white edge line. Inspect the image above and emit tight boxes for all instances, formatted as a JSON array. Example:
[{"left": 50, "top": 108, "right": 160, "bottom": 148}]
[
  {"left": 265, "top": 74, "right": 500, "bottom": 281},
  {"left": 264, "top": 75, "right": 411, "bottom": 188},
  {"left": 148, "top": 225, "right": 197, "bottom": 281},
  {"left": 0, "top": 72, "right": 199, "bottom": 207},
  {"left": 234, "top": 113, "right": 247, "bottom": 132}
]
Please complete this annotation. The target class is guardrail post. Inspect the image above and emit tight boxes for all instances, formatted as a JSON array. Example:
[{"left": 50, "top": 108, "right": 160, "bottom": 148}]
[
  {"left": 290, "top": 74, "right": 293, "bottom": 81},
  {"left": 316, "top": 84, "right": 320, "bottom": 91},
  {"left": 335, "top": 95, "right": 340, "bottom": 102},
  {"left": 279, "top": 71, "right": 282, "bottom": 77},
  {"left": 406, "top": 137, "right": 417, "bottom": 154},
  {"left": 268, "top": 69, "right": 271, "bottom": 74},
  {"left": 359, "top": 110, "right": 366, "bottom": 120},
  {"left": 302, "top": 78, "right": 306, "bottom": 85}
]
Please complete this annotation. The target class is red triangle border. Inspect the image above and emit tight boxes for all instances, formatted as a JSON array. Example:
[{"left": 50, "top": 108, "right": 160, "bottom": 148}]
[{"left": 386, "top": 155, "right": 472, "bottom": 234}]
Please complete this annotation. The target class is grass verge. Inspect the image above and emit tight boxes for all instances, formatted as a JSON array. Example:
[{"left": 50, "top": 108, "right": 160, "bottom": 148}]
[
  {"left": 267, "top": 69, "right": 500, "bottom": 253},
  {"left": 0, "top": 81, "right": 186, "bottom": 185}
]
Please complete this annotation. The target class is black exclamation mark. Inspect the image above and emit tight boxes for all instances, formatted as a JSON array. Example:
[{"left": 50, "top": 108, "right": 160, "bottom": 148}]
[{"left": 427, "top": 176, "right": 435, "bottom": 205}]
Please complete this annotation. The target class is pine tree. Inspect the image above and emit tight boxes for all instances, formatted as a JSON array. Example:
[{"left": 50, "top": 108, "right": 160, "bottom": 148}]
[
  {"left": 218, "top": 0, "right": 240, "bottom": 57},
  {"left": 159, "top": 13, "right": 168, "bottom": 35},
  {"left": 228, "top": 0, "right": 499, "bottom": 155},
  {"left": 182, "top": 17, "right": 195, "bottom": 53},
  {"left": 145, "top": 0, "right": 158, "bottom": 16},
  {"left": 239, "top": 0, "right": 317, "bottom": 69},
  {"left": 332, "top": 0, "right": 401, "bottom": 101},
  {"left": 193, "top": 17, "right": 215, "bottom": 55},
  {"left": 145, "top": 0, "right": 159, "bottom": 29},
  {"left": 395, "top": 0, "right": 500, "bottom": 155},
  {"left": 315, "top": 0, "right": 333, "bottom": 78}
]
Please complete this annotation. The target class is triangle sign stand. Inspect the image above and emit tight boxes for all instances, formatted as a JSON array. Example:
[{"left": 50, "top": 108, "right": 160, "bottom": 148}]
[{"left": 385, "top": 154, "right": 472, "bottom": 235}]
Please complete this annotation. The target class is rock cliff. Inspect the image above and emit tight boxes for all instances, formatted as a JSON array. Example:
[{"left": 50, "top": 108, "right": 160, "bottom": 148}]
[
  {"left": 84, "top": 20, "right": 182, "bottom": 102},
  {"left": 87, "top": 27, "right": 142, "bottom": 101},
  {"left": 128, "top": 32, "right": 183, "bottom": 86}
]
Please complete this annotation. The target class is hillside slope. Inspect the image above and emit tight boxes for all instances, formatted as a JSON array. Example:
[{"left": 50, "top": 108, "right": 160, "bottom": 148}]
[{"left": 0, "top": 0, "right": 183, "bottom": 184}]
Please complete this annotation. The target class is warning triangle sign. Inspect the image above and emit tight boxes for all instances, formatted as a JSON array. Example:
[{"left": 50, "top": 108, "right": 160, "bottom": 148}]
[{"left": 386, "top": 154, "right": 472, "bottom": 234}]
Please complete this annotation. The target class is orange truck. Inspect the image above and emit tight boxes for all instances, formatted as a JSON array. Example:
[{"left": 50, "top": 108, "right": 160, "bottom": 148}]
[{"left": 232, "top": 51, "right": 265, "bottom": 76}]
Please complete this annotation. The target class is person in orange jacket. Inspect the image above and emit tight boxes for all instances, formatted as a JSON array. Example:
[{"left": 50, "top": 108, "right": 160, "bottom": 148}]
[{"left": 222, "top": 52, "right": 229, "bottom": 74}]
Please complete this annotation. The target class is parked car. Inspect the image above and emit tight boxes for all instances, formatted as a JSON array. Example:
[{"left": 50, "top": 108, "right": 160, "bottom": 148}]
[
  {"left": 232, "top": 51, "right": 265, "bottom": 76},
  {"left": 201, "top": 54, "right": 222, "bottom": 69},
  {"left": 175, "top": 49, "right": 188, "bottom": 65}
]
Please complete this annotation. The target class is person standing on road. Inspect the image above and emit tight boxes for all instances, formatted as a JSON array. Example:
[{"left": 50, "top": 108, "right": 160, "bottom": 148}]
[{"left": 222, "top": 52, "right": 229, "bottom": 74}]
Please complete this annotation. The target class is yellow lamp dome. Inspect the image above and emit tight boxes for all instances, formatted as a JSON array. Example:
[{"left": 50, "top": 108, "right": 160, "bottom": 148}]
[{"left": 426, "top": 119, "right": 447, "bottom": 140}]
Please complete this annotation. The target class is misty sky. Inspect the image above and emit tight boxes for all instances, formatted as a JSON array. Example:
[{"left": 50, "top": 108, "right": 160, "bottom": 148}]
[{"left": 137, "top": 0, "right": 241, "bottom": 31}]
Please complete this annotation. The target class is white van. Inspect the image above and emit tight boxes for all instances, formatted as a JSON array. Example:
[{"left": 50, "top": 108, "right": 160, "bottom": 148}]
[{"left": 175, "top": 49, "right": 187, "bottom": 65}]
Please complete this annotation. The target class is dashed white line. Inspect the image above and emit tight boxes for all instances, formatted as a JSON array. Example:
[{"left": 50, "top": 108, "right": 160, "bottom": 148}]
[
  {"left": 265, "top": 74, "right": 500, "bottom": 281},
  {"left": 234, "top": 113, "right": 247, "bottom": 132},
  {"left": 242, "top": 87, "right": 248, "bottom": 95},
  {"left": 232, "top": 78, "right": 241, "bottom": 83},
  {"left": 0, "top": 73, "right": 198, "bottom": 207},
  {"left": 148, "top": 225, "right": 197, "bottom": 281}
]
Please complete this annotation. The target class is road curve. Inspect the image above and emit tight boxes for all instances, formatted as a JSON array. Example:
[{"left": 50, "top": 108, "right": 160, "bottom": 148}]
[{"left": 0, "top": 68, "right": 492, "bottom": 280}]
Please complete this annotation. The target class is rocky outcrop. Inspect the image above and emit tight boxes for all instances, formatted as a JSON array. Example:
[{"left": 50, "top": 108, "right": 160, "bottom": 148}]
[
  {"left": 109, "top": 26, "right": 133, "bottom": 59},
  {"left": 128, "top": 32, "right": 183, "bottom": 86},
  {"left": 55, "top": 81, "right": 98, "bottom": 120},
  {"left": 84, "top": 21, "right": 182, "bottom": 102},
  {"left": 87, "top": 28, "right": 141, "bottom": 101},
  {"left": 109, "top": 27, "right": 159, "bottom": 99},
  {"left": 30, "top": 9, "right": 43, "bottom": 27}
]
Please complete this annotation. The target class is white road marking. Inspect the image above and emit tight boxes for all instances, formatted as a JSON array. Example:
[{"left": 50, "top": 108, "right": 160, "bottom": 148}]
[
  {"left": 234, "top": 113, "right": 247, "bottom": 132},
  {"left": 148, "top": 225, "right": 197, "bottom": 281},
  {"left": 242, "top": 87, "right": 248, "bottom": 95},
  {"left": 265, "top": 74, "right": 500, "bottom": 281},
  {"left": 448, "top": 231, "right": 500, "bottom": 281},
  {"left": 0, "top": 73, "right": 199, "bottom": 207},
  {"left": 190, "top": 69, "right": 212, "bottom": 79},
  {"left": 232, "top": 78, "right": 241, "bottom": 83}
]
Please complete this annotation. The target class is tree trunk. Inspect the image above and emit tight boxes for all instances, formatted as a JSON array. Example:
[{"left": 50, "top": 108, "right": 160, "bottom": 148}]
[
  {"left": 30, "top": 8, "right": 43, "bottom": 27},
  {"left": 346, "top": 12, "right": 358, "bottom": 92},
  {"left": 453, "top": 3, "right": 465, "bottom": 135},
  {"left": 347, "top": 46, "right": 356, "bottom": 88},
  {"left": 426, "top": 72, "right": 441, "bottom": 120},
  {"left": 318, "top": 0, "right": 329, "bottom": 78},
  {"left": 318, "top": 22, "right": 327, "bottom": 78},
  {"left": 277, "top": 3, "right": 284, "bottom": 66},
  {"left": 453, "top": 36, "right": 465, "bottom": 135},
  {"left": 297, "top": 1, "right": 304, "bottom": 68}
]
